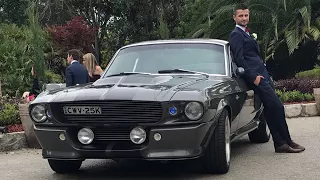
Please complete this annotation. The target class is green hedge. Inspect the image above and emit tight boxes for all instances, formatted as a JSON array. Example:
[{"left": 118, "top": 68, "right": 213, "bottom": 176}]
[
  {"left": 295, "top": 66, "right": 320, "bottom": 79},
  {"left": 276, "top": 90, "right": 314, "bottom": 103},
  {"left": 0, "top": 104, "right": 20, "bottom": 126}
]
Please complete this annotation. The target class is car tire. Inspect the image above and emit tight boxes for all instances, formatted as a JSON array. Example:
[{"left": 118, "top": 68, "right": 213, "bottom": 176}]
[
  {"left": 202, "top": 109, "right": 230, "bottom": 174},
  {"left": 248, "top": 111, "right": 270, "bottom": 143},
  {"left": 48, "top": 159, "right": 82, "bottom": 174}
]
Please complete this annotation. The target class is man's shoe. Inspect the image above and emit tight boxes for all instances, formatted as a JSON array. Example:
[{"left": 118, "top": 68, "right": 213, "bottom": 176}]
[
  {"left": 275, "top": 144, "right": 304, "bottom": 153},
  {"left": 289, "top": 141, "right": 305, "bottom": 151}
]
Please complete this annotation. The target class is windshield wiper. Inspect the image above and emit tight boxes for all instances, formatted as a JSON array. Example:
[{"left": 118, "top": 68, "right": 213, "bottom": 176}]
[
  {"left": 158, "top": 69, "right": 209, "bottom": 78},
  {"left": 105, "top": 72, "right": 151, "bottom": 78}
]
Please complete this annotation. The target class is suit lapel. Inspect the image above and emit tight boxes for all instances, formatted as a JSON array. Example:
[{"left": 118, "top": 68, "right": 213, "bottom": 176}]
[{"left": 236, "top": 27, "right": 260, "bottom": 53}]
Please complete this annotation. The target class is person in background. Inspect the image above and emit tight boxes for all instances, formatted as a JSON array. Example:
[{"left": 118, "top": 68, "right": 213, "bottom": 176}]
[
  {"left": 22, "top": 65, "right": 41, "bottom": 102},
  {"left": 83, "top": 53, "right": 104, "bottom": 82},
  {"left": 65, "top": 49, "right": 89, "bottom": 87}
]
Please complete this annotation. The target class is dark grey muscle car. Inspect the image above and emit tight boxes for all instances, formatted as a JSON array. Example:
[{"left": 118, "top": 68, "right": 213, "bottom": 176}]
[{"left": 28, "top": 39, "right": 270, "bottom": 174}]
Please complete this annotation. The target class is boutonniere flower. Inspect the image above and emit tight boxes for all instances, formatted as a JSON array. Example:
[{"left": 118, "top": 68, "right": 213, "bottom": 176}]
[{"left": 252, "top": 33, "right": 257, "bottom": 40}]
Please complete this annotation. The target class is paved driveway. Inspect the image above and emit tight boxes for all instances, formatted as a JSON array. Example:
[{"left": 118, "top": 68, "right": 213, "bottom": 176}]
[{"left": 1, "top": 117, "right": 319, "bottom": 180}]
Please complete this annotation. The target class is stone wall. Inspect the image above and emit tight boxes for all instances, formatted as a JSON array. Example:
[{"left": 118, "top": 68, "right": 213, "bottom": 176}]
[
  {"left": 284, "top": 103, "right": 319, "bottom": 118},
  {"left": 0, "top": 132, "right": 27, "bottom": 152}
]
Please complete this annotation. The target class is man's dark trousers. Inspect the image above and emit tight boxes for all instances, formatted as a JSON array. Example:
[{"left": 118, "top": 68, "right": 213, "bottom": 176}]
[
  {"left": 229, "top": 26, "right": 292, "bottom": 148},
  {"left": 252, "top": 76, "right": 292, "bottom": 148}
]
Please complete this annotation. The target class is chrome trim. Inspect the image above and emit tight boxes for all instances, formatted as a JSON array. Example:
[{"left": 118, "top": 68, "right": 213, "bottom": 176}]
[
  {"left": 120, "top": 39, "right": 229, "bottom": 50},
  {"left": 223, "top": 45, "right": 230, "bottom": 77}
]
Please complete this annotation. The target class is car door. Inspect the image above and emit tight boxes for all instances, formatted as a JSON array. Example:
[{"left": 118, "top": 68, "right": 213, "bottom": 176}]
[{"left": 228, "top": 48, "right": 258, "bottom": 130}]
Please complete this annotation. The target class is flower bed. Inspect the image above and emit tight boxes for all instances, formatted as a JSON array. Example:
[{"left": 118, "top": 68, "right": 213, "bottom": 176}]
[
  {"left": 0, "top": 95, "right": 24, "bottom": 133},
  {"left": 7, "top": 124, "right": 24, "bottom": 133},
  {"left": 274, "top": 67, "right": 320, "bottom": 104},
  {"left": 275, "top": 78, "right": 320, "bottom": 94},
  {"left": 275, "top": 89, "right": 314, "bottom": 104}
]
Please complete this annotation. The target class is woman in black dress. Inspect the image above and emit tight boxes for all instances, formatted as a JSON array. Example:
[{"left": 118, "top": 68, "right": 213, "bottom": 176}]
[
  {"left": 83, "top": 53, "right": 104, "bottom": 82},
  {"left": 22, "top": 65, "right": 41, "bottom": 102}
]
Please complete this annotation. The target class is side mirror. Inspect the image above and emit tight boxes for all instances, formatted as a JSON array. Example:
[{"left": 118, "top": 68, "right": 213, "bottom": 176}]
[{"left": 236, "top": 67, "right": 245, "bottom": 76}]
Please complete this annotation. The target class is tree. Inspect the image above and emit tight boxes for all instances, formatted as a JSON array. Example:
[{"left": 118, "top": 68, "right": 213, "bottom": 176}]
[
  {"left": 62, "top": 0, "right": 116, "bottom": 64},
  {"left": 37, "top": 0, "right": 73, "bottom": 26},
  {"left": 0, "top": 0, "right": 29, "bottom": 25},
  {"left": 46, "top": 16, "right": 96, "bottom": 54},
  {"left": 27, "top": 0, "right": 48, "bottom": 81}
]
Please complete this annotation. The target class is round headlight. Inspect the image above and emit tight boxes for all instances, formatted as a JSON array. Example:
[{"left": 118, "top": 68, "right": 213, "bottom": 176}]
[
  {"left": 31, "top": 105, "right": 47, "bottom": 123},
  {"left": 78, "top": 128, "right": 94, "bottom": 145},
  {"left": 130, "top": 127, "right": 147, "bottom": 144},
  {"left": 184, "top": 102, "right": 204, "bottom": 120}
]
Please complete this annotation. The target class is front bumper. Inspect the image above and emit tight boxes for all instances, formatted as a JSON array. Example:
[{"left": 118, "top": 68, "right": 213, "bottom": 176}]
[{"left": 34, "top": 121, "right": 215, "bottom": 160}]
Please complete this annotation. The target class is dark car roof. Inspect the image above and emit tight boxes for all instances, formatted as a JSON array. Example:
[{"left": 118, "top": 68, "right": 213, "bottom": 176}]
[{"left": 120, "top": 39, "right": 229, "bottom": 50}]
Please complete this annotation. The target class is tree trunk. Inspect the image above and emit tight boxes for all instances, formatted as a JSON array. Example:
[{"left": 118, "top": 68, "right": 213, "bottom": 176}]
[{"left": 94, "top": 32, "right": 101, "bottom": 65}]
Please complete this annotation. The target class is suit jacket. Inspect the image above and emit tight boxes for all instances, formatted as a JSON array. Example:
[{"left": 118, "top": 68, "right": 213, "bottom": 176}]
[
  {"left": 229, "top": 27, "right": 269, "bottom": 84},
  {"left": 66, "top": 61, "right": 89, "bottom": 87}
]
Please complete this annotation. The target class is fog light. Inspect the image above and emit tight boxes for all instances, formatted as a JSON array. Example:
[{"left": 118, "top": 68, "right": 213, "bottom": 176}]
[
  {"left": 154, "top": 133, "right": 161, "bottom": 141},
  {"left": 130, "top": 127, "right": 146, "bottom": 144},
  {"left": 59, "top": 133, "right": 66, "bottom": 141},
  {"left": 78, "top": 128, "right": 94, "bottom": 145}
]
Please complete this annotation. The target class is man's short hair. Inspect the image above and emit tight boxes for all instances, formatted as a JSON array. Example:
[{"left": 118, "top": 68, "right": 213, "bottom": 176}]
[
  {"left": 233, "top": 3, "right": 249, "bottom": 14},
  {"left": 67, "top": 49, "right": 81, "bottom": 60}
]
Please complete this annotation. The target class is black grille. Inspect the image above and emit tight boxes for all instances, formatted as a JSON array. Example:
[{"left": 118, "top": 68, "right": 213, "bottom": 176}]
[
  {"left": 54, "top": 101, "right": 163, "bottom": 124},
  {"left": 94, "top": 128, "right": 131, "bottom": 141}
]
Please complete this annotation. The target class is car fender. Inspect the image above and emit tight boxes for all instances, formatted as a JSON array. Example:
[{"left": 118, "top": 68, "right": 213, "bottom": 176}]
[{"left": 201, "top": 98, "right": 232, "bottom": 150}]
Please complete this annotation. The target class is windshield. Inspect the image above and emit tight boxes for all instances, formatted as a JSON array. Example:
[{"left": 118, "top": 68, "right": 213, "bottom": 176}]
[{"left": 103, "top": 43, "right": 226, "bottom": 77}]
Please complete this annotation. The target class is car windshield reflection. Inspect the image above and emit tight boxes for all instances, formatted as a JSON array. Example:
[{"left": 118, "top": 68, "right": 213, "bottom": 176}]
[{"left": 103, "top": 43, "right": 226, "bottom": 78}]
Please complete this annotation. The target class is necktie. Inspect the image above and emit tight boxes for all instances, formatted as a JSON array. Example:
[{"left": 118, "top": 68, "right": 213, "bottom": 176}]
[{"left": 245, "top": 27, "right": 250, "bottom": 33}]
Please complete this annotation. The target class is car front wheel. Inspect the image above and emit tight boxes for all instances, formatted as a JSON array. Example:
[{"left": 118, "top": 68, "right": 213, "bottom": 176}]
[
  {"left": 202, "top": 109, "right": 230, "bottom": 174},
  {"left": 48, "top": 159, "right": 82, "bottom": 174}
]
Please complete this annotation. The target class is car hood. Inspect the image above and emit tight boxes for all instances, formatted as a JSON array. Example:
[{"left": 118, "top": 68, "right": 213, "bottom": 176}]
[{"left": 33, "top": 75, "right": 226, "bottom": 103}]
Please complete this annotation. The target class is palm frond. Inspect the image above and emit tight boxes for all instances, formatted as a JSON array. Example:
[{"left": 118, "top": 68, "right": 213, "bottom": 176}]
[
  {"left": 307, "top": 26, "right": 320, "bottom": 41},
  {"left": 315, "top": 17, "right": 320, "bottom": 30},
  {"left": 298, "top": 6, "right": 311, "bottom": 28},
  {"left": 189, "top": 23, "right": 209, "bottom": 38},
  {"left": 284, "top": 27, "right": 300, "bottom": 54},
  {"left": 192, "top": 28, "right": 205, "bottom": 38},
  {"left": 212, "top": 4, "right": 236, "bottom": 15}
]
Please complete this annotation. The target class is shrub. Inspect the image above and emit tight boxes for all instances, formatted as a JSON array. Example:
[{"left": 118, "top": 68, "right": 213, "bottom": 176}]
[
  {"left": 295, "top": 66, "right": 320, "bottom": 79},
  {"left": 0, "top": 95, "right": 22, "bottom": 126},
  {"left": 0, "top": 3, "right": 48, "bottom": 97},
  {"left": 44, "top": 70, "right": 64, "bottom": 83},
  {"left": 304, "top": 93, "right": 315, "bottom": 102},
  {"left": 274, "top": 78, "right": 320, "bottom": 94},
  {"left": 276, "top": 90, "right": 315, "bottom": 103},
  {"left": 0, "top": 23, "right": 34, "bottom": 96},
  {"left": 276, "top": 90, "right": 290, "bottom": 102},
  {"left": 0, "top": 104, "right": 20, "bottom": 126}
]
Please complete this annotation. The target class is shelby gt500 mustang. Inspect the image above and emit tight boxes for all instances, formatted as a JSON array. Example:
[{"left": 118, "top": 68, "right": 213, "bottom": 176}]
[{"left": 29, "top": 39, "right": 270, "bottom": 174}]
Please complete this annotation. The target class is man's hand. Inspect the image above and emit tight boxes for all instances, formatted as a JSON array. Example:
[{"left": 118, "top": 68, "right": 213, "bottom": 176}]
[{"left": 254, "top": 75, "right": 264, "bottom": 86}]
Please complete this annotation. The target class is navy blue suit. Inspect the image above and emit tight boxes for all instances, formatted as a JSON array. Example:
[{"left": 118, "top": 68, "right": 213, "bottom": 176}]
[
  {"left": 65, "top": 61, "right": 89, "bottom": 87},
  {"left": 229, "top": 26, "right": 292, "bottom": 148}
]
